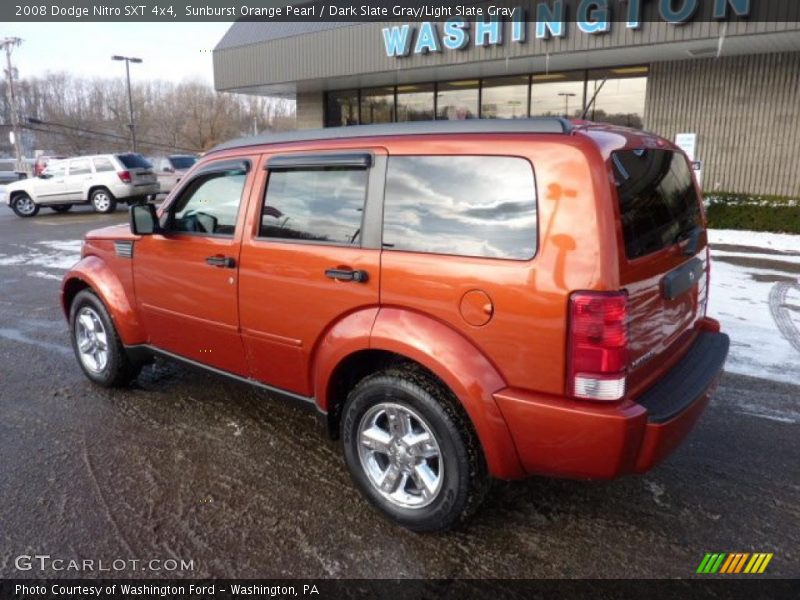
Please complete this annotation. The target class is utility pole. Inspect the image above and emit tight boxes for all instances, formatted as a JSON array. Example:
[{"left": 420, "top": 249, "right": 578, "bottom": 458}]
[
  {"left": 2, "top": 37, "right": 24, "bottom": 174},
  {"left": 111, "top": 55, "right": 142, "bottom": 152}
]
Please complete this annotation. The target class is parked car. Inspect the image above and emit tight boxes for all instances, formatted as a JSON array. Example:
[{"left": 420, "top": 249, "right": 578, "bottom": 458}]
[
  {"left": 4, "top": 153, "right": 159, "bottom": 217},
  {"left": 0, "top": 158, "right": 30, "bottom": 184},
  {"left": 147, "top": 154, "right": 198, "bottom": 195},
  {"left": 61, "top": 119, "right": 729, "bottom": 531}
]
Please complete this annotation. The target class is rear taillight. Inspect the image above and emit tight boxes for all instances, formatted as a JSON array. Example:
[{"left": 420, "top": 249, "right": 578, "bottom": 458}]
[
  {"left": 118, "top": 170, "right": 131, "bottom": 183},
  {"left": 567, "top": 291, "right": 629, "bottom": 401}
]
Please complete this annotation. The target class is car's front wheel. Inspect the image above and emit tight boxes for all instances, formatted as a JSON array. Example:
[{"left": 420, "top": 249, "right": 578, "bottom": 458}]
[
  {"left": 10, "top": 193, "right": 39, "bottom": 218},
  {"left": 341, "top": 365, "right": 489, "bottom": 532},
  {"left": 69, "top": 289, "right": 141, "bottom": 387},
  {"left": 90, "top": 188, "right": 116, "bottom": 214},
  {"left": 50, "top": 204, "right": 72, "bottom": 213}
]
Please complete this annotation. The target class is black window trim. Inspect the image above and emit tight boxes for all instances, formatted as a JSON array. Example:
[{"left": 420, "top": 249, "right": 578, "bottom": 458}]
[
  {"left": 381, "top": 153, "right": 540, "bottom": 262},
  {"left": 256, "top": 151, "right": 383, "bottom": 250},
  {"left": 266, "top": 152, "right": 372, "bottom": 171}
]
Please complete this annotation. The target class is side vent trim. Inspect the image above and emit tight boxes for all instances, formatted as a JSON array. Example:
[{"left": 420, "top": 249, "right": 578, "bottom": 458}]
[{"left": 114, "top": 240, "right": 134, "bottom": 259}]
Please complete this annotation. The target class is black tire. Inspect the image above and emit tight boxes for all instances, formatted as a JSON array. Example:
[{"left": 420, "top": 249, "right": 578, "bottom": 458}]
[
  {"left": 50, "top": 204, "right": 72, "bottom": 213},
  {"left": 90, "top": 188, "right": 117, "bottom": 214},
  {"left": 10, "top": 193, "right": 39, "bottom": 218},
  {"left": 341, "top": 364, "right": 489, "bottom": 532},
  {"left": 69, "top": 289, "right": 141, "bottom": 387}
]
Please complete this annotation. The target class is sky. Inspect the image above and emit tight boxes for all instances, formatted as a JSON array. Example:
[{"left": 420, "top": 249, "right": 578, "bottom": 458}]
[{"left": 3, "top": 23, "right": 233, "bottom": 85}]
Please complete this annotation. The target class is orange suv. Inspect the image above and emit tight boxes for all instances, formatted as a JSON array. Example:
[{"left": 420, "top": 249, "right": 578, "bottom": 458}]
[{"left": 62, "top": 119, "right": 729, "bottom": 531}]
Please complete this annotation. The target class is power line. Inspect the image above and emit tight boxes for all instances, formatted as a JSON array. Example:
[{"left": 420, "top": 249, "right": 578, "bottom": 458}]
[{"left": 25, "top": 117, "right": 198, "bottom": 153}]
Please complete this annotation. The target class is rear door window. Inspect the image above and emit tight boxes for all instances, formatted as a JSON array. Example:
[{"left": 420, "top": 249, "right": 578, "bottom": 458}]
[
  {"left": 116, "top": 154, "right": 152, "bottom": 169},
  {"left": 612, "top": 149, "right": 702, "bottom": 260},
  {"left": 382, "top": 156, "right": 537, "bottom": 260},
  {"left": 260, "top": 168, "right": 367, "bottom": 246},
  {"left": 93, "top": 157, "right": 115, "bottom": 172}
]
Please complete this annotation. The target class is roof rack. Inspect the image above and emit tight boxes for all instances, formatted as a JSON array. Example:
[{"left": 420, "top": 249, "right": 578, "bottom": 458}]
[{"left": 210, "top": 117, "right": 572, "bottom": 153}]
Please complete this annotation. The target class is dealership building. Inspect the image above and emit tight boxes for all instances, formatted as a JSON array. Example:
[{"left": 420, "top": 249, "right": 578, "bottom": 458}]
[{"left": 214, "top": 1, "right": 800, "bottom": 197}]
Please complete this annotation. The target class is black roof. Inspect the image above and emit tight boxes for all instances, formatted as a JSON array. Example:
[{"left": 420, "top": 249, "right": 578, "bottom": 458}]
[{"left": 210, "top": 118, "right": 573, "bottom": 153}]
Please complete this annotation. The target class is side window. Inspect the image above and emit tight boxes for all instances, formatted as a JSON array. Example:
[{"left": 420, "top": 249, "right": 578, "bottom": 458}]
[
  {"left": 69, "top": 159, "right": 92, "bottom": 176},
  {"left": 260, "top": 168, "right": 367, "bottom": 245},
  {"left": 169, "top": 168, "right": 247, "bottom": 236},
  {"left": 383, "top": 156, "right": 537, "bottom": 260},
  {"left": 93, "top": 158, "right": 115, "bottom": 172},
  {"left": 45, "top": 163, "right": 67, "bottom": 178}
]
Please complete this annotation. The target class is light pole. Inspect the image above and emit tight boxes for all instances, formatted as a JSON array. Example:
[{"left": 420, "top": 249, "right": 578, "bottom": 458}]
[
  {"left": 2, "top": 37, "right": 24, "bottom": 173},
  {"left": 111, "top": 55, "right": 142, "bottom": 152},
  {"left": 558, "top": 92, "right": 577, "bottom": 119}
]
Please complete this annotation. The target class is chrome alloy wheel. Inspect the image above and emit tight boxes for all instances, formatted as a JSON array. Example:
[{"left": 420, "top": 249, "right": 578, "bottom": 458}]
[
  {"left": 357, "top": 402, "right": 444, "bottom": 509},
  {"left": 92, "top": 191, "right": 111, "bottom": 212},
  {"left": 75, "top": 306, "right": 109, "bottom": 374},
  {"left": 15, "top": 196, "right": 36, "bottom": 215}
]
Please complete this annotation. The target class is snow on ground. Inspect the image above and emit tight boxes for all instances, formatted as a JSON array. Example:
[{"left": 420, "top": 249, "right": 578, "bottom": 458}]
[
  {"left": 0, "top": 240, "right": 82, "bottom": 272},
  {"left": 708, "top": 230, "right": 800, "bottom": 386}
]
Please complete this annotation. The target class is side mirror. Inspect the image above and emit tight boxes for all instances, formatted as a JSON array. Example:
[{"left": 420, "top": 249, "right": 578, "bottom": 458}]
[
  {"left": 130, "top": 203, "right": 160, "bottom": 235},
  {"left": 163, "top": 166, "right": 175, "bottom": 173}
]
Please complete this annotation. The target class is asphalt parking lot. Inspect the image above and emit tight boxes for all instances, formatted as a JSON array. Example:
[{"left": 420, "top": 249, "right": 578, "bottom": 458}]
[{"left": 0, "top": 205, "right": 798, "bottom": 578}]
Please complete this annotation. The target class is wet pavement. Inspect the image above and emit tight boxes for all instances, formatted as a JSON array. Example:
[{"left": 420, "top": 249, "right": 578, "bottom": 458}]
[{"left": 0, "top": 205, "right": 798, "bottom": 578}]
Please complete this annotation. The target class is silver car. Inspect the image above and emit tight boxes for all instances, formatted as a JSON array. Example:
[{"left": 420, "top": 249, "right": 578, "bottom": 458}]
[
  {"left": 148, "top": 154, "right": 198, "bottom": 195},
  {"left": 3, "top": 153, "right": 159, "bottom": 218}
]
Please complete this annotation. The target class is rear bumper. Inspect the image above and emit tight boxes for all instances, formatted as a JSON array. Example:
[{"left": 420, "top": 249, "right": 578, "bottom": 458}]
[{"left": 494, "top": 327, "right": 730, "bottom": 480}]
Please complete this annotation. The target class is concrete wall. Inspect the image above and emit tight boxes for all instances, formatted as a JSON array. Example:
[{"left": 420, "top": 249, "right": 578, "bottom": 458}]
[
  {"left": 645, "top": 52, "right": 800, "bottom": 197},
  {"left": 295, "top": 91, "right": 325, "bottom": 129}
]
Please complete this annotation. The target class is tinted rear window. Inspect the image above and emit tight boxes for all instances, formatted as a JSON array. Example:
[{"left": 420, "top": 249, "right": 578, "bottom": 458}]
[
  {"left": 612, "top": 149, "right": 701, "bottom": 260},
  {"left": 170, "top": 156, "right": 197, "bottom": 170},
  {"left": 383, "top": 156, "right": 537, "bottom": 260},
  {"left": 116, "top": 154, "right": 152, "bottom": 169}
]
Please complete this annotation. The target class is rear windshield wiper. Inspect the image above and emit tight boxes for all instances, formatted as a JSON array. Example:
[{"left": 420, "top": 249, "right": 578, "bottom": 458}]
[{"left": 675, "top": 225, "right": 703, "bottom": 256}]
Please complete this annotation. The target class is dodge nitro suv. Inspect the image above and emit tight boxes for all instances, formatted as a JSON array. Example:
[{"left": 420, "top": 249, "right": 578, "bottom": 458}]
[{"left": 62, "top": 119, "right": 729, "bottom": 531}]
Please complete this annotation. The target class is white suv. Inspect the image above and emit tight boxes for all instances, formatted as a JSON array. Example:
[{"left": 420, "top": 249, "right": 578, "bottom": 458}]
[{"left": 4, "top": 153, "right": 159, "bottom": 217}]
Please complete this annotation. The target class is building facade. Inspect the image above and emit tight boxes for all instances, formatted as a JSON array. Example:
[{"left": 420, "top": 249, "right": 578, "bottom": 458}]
[{"left": 214, "top": 2, "right": 800, "bottom": 197}]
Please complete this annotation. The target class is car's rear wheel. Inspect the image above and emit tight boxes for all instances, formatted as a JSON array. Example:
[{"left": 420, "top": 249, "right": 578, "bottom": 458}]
[
  {"left": 50, "top": 204, "right": 72, "bottom": 213},
  {"left": 341, "top": 365, "right": 489, "bottom": 532},
  {"left": 90, "top": 189, "right": 116, "bottom": 214},
  {"left": 69, "top": 289, "right": 141, "bottom": 387},
  {"left": 11, "top": 193, "right": 39, "bottom": 218}
]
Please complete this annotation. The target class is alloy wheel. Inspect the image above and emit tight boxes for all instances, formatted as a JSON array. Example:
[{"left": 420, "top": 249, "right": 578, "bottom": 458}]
[{"left": 357, "top": 402, "right": 444, "bottom": 509}]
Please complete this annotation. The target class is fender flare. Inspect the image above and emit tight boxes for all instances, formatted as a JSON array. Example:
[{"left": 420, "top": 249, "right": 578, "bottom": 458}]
[
  {"left": 316, "top": 307, "right": 525, "bottom": 480},
  {"left": 61, "top": 255, "right": 147, "bottom": 345}
]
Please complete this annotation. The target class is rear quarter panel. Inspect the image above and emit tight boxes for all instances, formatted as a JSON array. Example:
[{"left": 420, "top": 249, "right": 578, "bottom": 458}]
[{"left": 379, "top": 135, "right": 618, "bottom": 397}]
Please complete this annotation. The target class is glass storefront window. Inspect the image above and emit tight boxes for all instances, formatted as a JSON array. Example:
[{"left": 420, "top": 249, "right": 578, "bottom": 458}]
[
  {"left": 481, "top": 76, "right": 530, "bottom": 119},
  {"left": 322, "top": 66, "right": 649, "bottom": 129},
  {"left": 530, "top": 72, "right": 586, "bottom": 119},
  {"left": 586, "top": 67, "right": 649, "bottom": 129},
  {"left": 326, "top": 90, "right": 359, "bottom": 127},
  {"left": 396, "top": 84, "right": 435, "bottom": 121},
  {"left": 360, "top": 87, "right": 395, "bottom": 125},
  {"left": 436, "top": 80, "right": 479, "bottom": 120}
]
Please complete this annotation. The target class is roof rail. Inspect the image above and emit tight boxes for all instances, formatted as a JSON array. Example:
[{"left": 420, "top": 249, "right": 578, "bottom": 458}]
[{"left": 210, "top": 117, "right": 572, "bottom": 153}]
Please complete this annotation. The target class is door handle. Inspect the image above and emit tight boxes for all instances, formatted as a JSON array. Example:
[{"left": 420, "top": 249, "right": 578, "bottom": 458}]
[
  {"left": 325, "top": 268, "right": 369, "bottom": 283},
  {"left": 206, "top": 255, "right": 236, "bottom": 268}
]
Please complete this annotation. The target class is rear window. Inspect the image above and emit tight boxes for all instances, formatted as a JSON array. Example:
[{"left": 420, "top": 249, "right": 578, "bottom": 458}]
[
  {"left": 116, "top": 154, "right": 152, "bottom": 169},
  {"left": 170, "top": 156, "right": 197, "bottom": 170},
  {"left": 383, "top": 156, "right": 537, "bottom": 260},
  {"left": 612, "top": 149, "right": 702, "bottom": 260}
]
